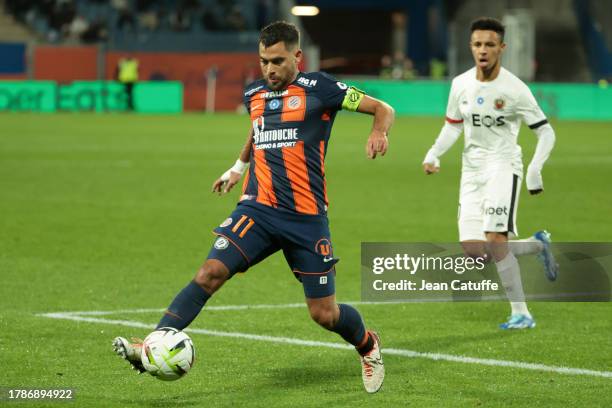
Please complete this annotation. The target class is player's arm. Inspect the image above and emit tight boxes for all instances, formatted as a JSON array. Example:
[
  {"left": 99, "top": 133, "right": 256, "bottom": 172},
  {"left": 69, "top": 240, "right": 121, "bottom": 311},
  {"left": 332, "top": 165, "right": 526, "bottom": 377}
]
[
  {"left": 526, "top": 121, "right": 555, "bottom": 195},
  {"left": 423, "top": 78, "right": 463, "bottom": 175},
  {"left": 211, "top": 129, "right": 253, "bottom": 194},
  {"left": 352, "top": 93, "right": 395, "bottom": 159},
  {"left": 517, "top": 84, "right": 556, "bottom": 195},
  {"left": 422, "top": 121, "right": 463, "bottom": 175}
]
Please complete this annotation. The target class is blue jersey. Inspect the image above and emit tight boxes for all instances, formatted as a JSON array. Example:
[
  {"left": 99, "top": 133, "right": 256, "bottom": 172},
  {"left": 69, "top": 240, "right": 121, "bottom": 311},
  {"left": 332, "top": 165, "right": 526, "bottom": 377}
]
[{"left": 240, "top": 71, "right": 365, "bottom": 215}]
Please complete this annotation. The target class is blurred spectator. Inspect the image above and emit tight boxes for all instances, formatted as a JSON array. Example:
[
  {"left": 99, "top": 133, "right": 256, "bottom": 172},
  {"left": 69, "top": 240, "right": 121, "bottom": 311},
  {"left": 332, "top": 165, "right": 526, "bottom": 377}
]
[
  {"left": 80, "top": 18, "right": 108, "bottom": 43},
  {"left": 380, "top": 53, "right": 417, "bottom": 80},
  {"left": 226, "top": 5, "right": 247, "bottom": 31},
  {"left": 256, "top": 0, "right": 272, "bottom": 29},
  {"left": 47, "top": 0, "right": 76, "bottom": 42},
  {"left": 68, "top": 14, "right": 89, "bottom": 40},
  {"left": 5, "top": 0, "right": 35, "bottom": 23},
  {"left": 139, "top": 11, "right": 159, "bottom": 31},
  {"left": 401, "top": 58, "right": 417, "bottom": 80},
  {"left": 112, "top": 0, "right": 136, "bottom": 31},
  {"left": 201, "top": 7, "right": 223, "bottom": 31},
  {"left": 379, "top": 55, "right": 393, "bottom": 79},
  {"left": 136, "top": 0, "right": 155, "bottom": 12},
  {"left": 170, "top": 9, "right": 191, "bottom": 31},
  {"left": 430, "top": 58, "right": 446, "bottom": 80}
]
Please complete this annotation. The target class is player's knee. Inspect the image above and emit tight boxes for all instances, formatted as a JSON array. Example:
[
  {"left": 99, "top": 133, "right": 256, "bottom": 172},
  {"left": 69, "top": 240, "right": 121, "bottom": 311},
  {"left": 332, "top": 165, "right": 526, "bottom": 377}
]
[
  {"left": 194, "top": 260, "right": 229, "bottom": 294},
  {"left": 461, "top": 241, "right": 486, "bottom": 261},
  {"left": 485, "top": 232, "right": 508, "bottom": 243},
  {"left": 308, "top": 305, "right": 337, "bottom": 330}
]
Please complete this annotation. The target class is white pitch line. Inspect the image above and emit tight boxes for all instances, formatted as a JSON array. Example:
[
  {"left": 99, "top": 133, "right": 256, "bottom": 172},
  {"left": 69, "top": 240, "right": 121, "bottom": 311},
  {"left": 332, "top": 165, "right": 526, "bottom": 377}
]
[
  {"left": 38, "top": 311, "right": 612, "bottom": 379},
  {"left": 44, "top": 301, "right": 412, "bottom": 317}
]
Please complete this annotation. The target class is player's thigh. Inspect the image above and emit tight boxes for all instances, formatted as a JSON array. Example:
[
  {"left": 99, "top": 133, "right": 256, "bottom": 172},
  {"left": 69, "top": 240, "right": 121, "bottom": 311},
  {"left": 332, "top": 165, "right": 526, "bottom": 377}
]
[
  {"left": 458, "top": 173, "right": 486, "bottom": 241},
  {"left": 207, "top": 205, "right": 280, "bottom": 276},
  {"left": 280, "top": 216, "right": 337, "bottom": 299},
  {"left": 482, "top": 170, "right": 521, "bottom": 238}
]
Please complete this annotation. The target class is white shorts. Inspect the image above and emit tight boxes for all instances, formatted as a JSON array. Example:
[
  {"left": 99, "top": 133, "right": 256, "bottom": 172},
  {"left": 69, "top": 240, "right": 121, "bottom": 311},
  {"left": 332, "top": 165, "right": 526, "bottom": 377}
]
[{"left": 458, "top": 169, "right": 521, "bottom": 242}]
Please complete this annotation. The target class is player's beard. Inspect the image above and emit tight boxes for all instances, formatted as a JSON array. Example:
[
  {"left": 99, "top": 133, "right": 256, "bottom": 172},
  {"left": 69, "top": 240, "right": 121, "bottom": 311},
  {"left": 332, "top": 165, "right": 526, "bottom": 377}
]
[{"left": 266, "top": 76, "right": 288, "bottom": 91}]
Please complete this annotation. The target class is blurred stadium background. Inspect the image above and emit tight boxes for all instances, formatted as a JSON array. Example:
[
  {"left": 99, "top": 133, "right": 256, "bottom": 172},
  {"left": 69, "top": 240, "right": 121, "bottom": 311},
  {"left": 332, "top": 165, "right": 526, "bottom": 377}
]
[
  {"left": 2, "top": 1, "right": 612, "bottom": 406},
  {"left": 0, "top": 0, "right": 610, "bottom": 116}
]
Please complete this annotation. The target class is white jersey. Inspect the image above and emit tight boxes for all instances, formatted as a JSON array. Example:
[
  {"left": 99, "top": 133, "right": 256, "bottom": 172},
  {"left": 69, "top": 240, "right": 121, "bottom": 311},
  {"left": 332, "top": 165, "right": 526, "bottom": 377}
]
[{"left": 447, "top": 67, "right": 548, "bottom": 173}]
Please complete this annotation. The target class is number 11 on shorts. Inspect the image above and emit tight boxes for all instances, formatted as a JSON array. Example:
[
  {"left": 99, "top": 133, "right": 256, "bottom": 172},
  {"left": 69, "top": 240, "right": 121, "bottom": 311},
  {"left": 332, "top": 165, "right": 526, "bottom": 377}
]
[{"left": 232, "top": 215, "right": 255, "bottom": 238}]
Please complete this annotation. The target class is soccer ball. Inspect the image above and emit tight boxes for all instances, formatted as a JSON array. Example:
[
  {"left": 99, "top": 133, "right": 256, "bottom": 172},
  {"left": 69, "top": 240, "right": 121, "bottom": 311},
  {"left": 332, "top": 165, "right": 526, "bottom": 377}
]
[{"left": 141, "top": 327, "right": 195, "bottom": 381}]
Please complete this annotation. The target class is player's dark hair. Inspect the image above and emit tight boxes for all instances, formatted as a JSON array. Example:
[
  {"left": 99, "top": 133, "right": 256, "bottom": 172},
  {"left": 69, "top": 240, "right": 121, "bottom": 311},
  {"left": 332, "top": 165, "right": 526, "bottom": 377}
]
[
  {"left": 470, "top": 17, "right": 505, "bottom": 42},
  {"left": 259, "top": 21, "right": 300, "bottom": 50}
]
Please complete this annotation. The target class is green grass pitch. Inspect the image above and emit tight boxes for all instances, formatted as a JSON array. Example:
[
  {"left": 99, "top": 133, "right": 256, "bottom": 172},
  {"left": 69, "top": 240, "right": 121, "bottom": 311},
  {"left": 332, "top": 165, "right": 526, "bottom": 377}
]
[{"left": 1, "top": 113, "right": 611, "bottom": 407}]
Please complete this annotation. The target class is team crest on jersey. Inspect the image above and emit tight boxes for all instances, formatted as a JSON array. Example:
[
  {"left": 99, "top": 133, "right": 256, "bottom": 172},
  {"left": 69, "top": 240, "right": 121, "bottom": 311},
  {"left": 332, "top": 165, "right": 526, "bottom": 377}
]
[
  {"left": 287, "top": 96, "right": 301, "bottom": 109},
  {"left": 477, "top": 97, "right": 484, "bottom": 105},
  {"left": 220, "top": 218, "right": 233, "bottom": 228},
  {"left": 268, "top": 99, "right": 281, "bottom": 110},
  {"left": 494, "top": 98, "right": 505, "bottom": 110}
]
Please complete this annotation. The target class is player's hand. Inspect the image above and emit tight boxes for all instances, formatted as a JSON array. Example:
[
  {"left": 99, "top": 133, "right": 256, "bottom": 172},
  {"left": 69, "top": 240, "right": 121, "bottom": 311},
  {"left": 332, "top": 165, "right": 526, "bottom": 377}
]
[
  {"left": 526, "top": 165, "right": 544, "bottom": 195},
  {"left": 212, "top": 159, "right": 249, "bottom": 195},
  {"left": 423, "top": 162, "right": 440, "bottom": 175},
  {"left": 212, "top": 171, "right": 242, "bottom": 194},
  {"left": 366, "top": 130, "right": 388, "bottom": 159},
  {"left": 422, "top": 151, "right": 440, "bottom": 175}
]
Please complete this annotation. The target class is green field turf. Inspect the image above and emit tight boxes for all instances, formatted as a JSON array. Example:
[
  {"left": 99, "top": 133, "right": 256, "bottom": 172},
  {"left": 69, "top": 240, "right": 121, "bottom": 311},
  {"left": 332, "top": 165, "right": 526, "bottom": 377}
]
[{"left": 1, "top": 113, "right": 611, "bottom": 407}]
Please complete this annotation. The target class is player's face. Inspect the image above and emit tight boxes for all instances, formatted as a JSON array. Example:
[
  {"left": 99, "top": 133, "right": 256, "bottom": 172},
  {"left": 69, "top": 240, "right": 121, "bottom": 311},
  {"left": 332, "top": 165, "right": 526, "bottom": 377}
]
[
  {"left": 259, "top": 41, "right": 302, "bottom": 90},
  {"left": 470, "top": 30, "right": 506, "bottom": 71}
]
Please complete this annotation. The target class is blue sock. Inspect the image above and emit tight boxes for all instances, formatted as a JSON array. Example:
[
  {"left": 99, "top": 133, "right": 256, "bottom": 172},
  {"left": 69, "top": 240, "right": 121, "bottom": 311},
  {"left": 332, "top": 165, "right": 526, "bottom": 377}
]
[
  {"left": 156, "top": 281, "right": 211, "bottom": 330},
  {"left": 331, "top": 304, "right": 370, "bottom": 350}
]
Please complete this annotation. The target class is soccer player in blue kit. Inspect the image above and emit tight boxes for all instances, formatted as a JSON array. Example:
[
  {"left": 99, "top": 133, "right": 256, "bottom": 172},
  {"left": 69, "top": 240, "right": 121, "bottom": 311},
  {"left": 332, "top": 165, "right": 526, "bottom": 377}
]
[{"left": 113, "top": 21, "right": 395, "bottom": 393}]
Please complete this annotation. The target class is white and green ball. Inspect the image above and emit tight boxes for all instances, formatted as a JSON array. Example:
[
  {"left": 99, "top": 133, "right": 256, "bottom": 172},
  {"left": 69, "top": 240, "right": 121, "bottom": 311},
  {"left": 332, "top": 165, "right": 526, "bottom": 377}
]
[{"left": 141, "top": 327, "right": 195, "bottom": 381}]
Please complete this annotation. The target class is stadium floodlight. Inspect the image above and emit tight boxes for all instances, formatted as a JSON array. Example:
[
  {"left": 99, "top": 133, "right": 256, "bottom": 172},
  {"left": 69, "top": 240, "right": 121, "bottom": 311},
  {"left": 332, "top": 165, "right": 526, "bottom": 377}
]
[{"left": 291, "top": 6, "right": 319, "bottom": 16}]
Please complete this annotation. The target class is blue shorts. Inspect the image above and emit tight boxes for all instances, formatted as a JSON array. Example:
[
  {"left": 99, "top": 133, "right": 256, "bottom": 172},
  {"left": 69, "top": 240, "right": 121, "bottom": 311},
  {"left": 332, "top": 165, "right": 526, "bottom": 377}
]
[{"left": 207, "top": 201, "right": 338, "bottom": 298}]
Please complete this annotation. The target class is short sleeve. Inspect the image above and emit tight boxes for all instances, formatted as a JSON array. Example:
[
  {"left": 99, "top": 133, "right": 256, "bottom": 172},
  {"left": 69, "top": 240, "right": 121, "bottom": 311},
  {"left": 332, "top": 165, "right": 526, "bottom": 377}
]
[
  {"left": 242, "top": 93, "right": 251, "bottom": 113},
  {"left": 243, "top": 82, "right": 265, "bottom": 114},
  {"left": 445, "top": 79, "right": 463, "bottom": 123},
  {"left": 314, "top": 72, "right": 350, "bottom": 111},
  {"left": 517, "top": 84, "right": 548, "bottom": 129},
  {"left": 314, "top": 72, "right": 366, "bottom": 112}
]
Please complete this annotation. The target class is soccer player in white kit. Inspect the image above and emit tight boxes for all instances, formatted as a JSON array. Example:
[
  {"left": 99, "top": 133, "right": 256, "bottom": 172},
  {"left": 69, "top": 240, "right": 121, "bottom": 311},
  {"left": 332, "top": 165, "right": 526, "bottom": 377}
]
[{"left": 423, "top": 17, "right": 559, "bottom": 329}]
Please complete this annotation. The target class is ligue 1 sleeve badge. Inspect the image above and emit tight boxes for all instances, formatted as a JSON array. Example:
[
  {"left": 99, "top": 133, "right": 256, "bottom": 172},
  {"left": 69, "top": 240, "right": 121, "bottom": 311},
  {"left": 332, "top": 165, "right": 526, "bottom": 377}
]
[{"left": 494, "top": 98, "right": 505, "bottom": 110}]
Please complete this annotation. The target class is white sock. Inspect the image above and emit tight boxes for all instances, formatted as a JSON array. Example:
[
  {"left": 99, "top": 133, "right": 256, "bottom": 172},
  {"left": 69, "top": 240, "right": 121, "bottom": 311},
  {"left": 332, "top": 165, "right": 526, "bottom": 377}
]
[
  {"left": 509, "top": 236, "right": 543, "bottom": 257},
  {"left": 495, "top": 252, "right": 531, "bottom": 317}
]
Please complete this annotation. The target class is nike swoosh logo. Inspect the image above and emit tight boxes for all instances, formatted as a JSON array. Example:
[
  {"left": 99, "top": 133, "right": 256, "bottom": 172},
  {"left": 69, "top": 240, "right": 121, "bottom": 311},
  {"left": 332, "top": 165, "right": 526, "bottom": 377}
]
[
  {"left": 323, "top": 257, "right": 334, "bottom": 262},
  {"left": 251, "top": 104, "right": 263, "bottom": 110}
]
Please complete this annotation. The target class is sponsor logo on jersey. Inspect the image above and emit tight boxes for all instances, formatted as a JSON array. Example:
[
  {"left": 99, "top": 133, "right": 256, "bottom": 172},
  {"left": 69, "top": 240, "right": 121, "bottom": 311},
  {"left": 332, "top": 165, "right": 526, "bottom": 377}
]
[
  {"left": 244, "top": 85, "right": 264, "bottom": 96},
  {"left": 494, "top": 98, "right": 505, "bottom": 110},
  {"left": 484, "top": 206, "right": 509, "bottom": 216},
  {"left": 268, "top": 99, "right": 281, "bottom": 110},
  {"left": 220, "top": 218, "right": 233, "bottom": 228},
  {"left": 252, "top": 115, "right": 299, "bottom": 150},
  {"left": 262, "top": 89, "right": 289, "bottom": 99},
  {"left": 472, "top": 114, "right": 506, "bottom": 127},
  {"left": 297, "top": 77, "right": 318, "bottom": 87},
  {"left": 253, "top": 128, "right": 299, "bottom": 144},
  {"left": 477, "top": 97, "right": 484, "bottom": 105},
  {"left": 315, "top": 238, "right": 332, "bottom": 258},
  {"left": 287, "top": 96, "right": 301, "bottom": 109},
  {"left": 214, "top": 236, "right": 229, "bottom": 250}
]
